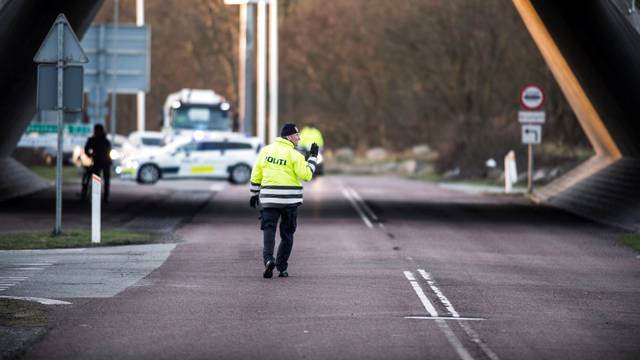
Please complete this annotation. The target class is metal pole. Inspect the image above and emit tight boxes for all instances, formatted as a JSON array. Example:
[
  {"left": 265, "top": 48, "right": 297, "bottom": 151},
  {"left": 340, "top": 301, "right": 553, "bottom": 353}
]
[
  {"left": 110, "top": 0, "right": 119, "bottom": 139},
  {"left": 136, "top": 0, "right": 145, "bottom": 131},
  {"left": 95, "top": 25, "right": 106, "bottom": 125},
  {"left": 238, "top": 4, "right": 246, "bottom": 133},
  {"left": 244, "top": 4, "right": 255, "bottom": 136},
  {"left": 268, "top": 0, "right": 278, "bottom": 144},
  {"left": 527, "top": 144, "right": 533, "bottom": 194},
  {"left": 54, "top": 20, "right": 64, "bottom": 236},
  {"left": 257, "top": 0, "right": 266, "bottom": 144}
]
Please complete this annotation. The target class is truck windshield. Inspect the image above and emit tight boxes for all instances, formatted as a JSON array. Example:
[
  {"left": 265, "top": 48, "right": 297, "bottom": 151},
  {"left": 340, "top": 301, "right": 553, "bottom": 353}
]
[{"left": 172, "top": 105, "right": 230, "bottom": 131}]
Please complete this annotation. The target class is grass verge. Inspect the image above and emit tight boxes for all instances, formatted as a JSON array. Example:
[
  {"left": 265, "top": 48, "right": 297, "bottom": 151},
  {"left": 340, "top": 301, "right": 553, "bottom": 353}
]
[
  {"left": 622, "top": 233, "right": 640, "bottom": 252},
  {"left": 0, "top": 230, "right": 154, "bottom": 250},
  {"left": 29, "top": 165, "right": 82, "bottom": 184},
  {"left": 0, "top": 299, "right": 48, "bottom": 327},
  {"left": 0, "top": 299, "right": 49, "bottom": 360}
]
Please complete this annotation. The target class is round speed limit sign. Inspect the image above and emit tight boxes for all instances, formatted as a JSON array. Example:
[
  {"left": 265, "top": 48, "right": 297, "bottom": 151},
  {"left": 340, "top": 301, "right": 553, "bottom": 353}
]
[{"left": 519, "top": 84, "right": 545, "bottom": 110}]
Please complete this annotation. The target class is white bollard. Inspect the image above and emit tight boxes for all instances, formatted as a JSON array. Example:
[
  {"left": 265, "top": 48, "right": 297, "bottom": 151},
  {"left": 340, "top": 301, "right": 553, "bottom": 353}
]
[
  {"left": 91, "top": 174, "right": 102, "bottom": 244},
  {"left": 504, "top": 150, "right": 518, "bottom": 193}
]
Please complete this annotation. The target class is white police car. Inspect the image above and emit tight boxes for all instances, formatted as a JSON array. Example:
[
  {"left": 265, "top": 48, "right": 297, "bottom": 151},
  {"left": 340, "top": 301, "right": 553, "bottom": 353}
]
[{"left": 116, "top": 133, "right": 261, "bottom": 185}]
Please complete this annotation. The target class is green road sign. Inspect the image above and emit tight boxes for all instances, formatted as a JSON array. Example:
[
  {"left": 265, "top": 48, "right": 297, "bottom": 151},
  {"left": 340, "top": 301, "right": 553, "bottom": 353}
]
[
  {"left": 25, "top": 123, "right": 91, "bottom": 135},
  {"left": 25, "top": 123, "right": 57, "bottom": 133},
  {"left": 66, "top": 123, "right": 92, "bottom": 135}
]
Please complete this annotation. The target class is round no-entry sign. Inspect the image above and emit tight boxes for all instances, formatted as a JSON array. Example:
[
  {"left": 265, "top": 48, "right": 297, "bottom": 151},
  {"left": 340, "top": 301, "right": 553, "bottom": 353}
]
[{"left": 519, "top": 84, "right": 545, "bottom": 110}]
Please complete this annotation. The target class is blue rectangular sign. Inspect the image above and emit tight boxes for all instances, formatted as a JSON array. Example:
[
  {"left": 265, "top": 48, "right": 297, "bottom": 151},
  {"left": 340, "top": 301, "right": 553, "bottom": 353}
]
[{"left": 81, "top": 25, "right": 150, "bottom": 93}]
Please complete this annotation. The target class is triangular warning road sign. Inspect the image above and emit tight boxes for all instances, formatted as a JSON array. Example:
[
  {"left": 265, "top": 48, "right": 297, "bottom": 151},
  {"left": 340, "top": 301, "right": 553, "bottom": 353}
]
[{"left": 34, "top": 14, "right": 88, "bottom": 64}]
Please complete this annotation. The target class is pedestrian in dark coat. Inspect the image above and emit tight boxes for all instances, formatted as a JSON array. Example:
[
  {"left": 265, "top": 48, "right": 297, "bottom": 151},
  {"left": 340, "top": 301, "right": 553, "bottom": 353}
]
[{"left": 83, "top": 124, "right": 112, "bottom": 203}]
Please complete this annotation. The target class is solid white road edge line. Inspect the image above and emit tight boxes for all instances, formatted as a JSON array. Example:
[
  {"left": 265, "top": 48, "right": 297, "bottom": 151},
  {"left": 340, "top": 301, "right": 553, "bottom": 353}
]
[
  {"left": 404, "top": 271, "right": 474, "bottom": 360},
  {"left": 0, "top": 296, "right": 71, "bottom": 305},
  {"left": 348, "top": 187, "right": 385, "bottom": 229},
  {"left": 417, "top": 269, "right": 500, "bottom": 360},
  {"left": 12, "top": 264, "right": 52, "bottom": 266},
  {"left": 342, "top": 188, "right": 373, "bottom": 228},
  {"left": 348, "top": 188, "right": 379, "bottom": 221}
]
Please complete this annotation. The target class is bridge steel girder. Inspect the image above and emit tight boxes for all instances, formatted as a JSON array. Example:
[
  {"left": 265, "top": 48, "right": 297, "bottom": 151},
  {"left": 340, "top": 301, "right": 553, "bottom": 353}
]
[
  {"left": 0, "top": 0, "right": 104, "bottom": 158},
  {"left": 514, "top": 0, "right": 640, "bottom": 231}
]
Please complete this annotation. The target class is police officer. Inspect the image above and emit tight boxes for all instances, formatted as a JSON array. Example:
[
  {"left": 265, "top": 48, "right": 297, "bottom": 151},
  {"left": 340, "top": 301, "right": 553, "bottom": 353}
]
[
  {"left": 84, "top": 124, "right": 112, "bottom": 203},
  {"left": 250, "top": 123, "right": 319, "bottom": 278},
  {"left": 299, "top": 124, "right": 324, "bottom": 152}
]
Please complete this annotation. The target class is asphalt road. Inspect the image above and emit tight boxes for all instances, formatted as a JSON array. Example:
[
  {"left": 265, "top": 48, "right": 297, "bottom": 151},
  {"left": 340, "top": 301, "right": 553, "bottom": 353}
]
[{"left": 16, "top": 175, "right": 640, "bottom": 359}]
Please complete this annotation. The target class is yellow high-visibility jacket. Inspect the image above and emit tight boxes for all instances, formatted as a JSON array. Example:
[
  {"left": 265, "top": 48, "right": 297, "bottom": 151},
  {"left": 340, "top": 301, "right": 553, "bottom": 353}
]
[
  {"left": 299, "top": 127, "right": 324, "bottom": 150},
  {"left": 250, "top": 137, "right": 317, "bottom": 207}
]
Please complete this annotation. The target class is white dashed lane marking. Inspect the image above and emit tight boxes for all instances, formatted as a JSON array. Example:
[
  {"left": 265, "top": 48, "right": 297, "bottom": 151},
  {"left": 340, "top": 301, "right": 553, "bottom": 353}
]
[
  {"left": 411, "top": 269, "right": 500, "bottom": 360},
  {"left": 404, "top": 270, "right": 474, "bottom": 360},
  {"left": 0, "top": 263, "right": 53, "bottom": 292}
]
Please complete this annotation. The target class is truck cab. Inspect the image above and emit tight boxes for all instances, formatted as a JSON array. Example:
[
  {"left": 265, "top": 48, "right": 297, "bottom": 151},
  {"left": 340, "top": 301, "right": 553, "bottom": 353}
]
[{"left": 163, "top": 89, "right": 232, "bottom": 138}]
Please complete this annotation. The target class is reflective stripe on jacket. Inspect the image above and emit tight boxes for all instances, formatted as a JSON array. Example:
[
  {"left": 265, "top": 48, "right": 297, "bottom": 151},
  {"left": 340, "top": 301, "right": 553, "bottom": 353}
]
[{"left": 250, "top": 137, "right": 315, "bottom": 207}]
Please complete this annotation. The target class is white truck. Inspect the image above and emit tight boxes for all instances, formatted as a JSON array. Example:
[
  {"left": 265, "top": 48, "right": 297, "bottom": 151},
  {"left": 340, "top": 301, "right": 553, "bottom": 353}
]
[{"left": 162, "top": 89, "right": 232, "bottom": 138}]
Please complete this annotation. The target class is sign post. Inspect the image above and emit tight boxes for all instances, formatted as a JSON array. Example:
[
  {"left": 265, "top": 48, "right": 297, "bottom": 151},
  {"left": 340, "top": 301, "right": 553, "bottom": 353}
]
[
  {"left": 518, "top": 84, "right": 545, "bottom": 194},
  {"left": 34, "top": 14, "right": 88, "bottom": 235},
  {"left": 91, "top": 174, "right": 102, "bottom": 244}
]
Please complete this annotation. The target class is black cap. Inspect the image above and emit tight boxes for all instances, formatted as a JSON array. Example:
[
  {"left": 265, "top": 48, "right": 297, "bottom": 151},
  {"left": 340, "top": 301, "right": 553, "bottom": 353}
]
[{"left": 280, "top": 123, "right": 299, "bottom": 137}]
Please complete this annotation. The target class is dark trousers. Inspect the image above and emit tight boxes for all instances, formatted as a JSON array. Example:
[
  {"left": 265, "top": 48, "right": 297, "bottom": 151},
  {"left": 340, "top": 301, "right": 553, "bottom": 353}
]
[{"left": 261, "top": 206, "right": 298, "bottom": 272}]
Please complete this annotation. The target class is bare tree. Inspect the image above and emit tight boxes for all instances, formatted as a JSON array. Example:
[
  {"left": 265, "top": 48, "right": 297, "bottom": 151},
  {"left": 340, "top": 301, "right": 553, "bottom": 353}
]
[{"left": 92, "top": 0, "right": 586, "bottom": 175}]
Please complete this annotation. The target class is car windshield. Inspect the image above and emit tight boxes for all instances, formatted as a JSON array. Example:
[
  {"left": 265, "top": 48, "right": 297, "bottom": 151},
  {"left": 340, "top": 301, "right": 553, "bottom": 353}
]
[
  {"left": 141, "top": 138, "right": 165, "bottom": 146},
  {"left": 172, "top": 105, "right": 230, "bottom": 131},
  {"left": 162, "top": 139, "right": 191, "bottom": 153}
]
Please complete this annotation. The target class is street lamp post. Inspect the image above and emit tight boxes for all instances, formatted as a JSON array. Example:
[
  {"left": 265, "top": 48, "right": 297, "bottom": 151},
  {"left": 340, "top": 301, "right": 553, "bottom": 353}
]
[
  {"left": 110, "top": 0, "right": 119, "bottom": 140},
  {"left": 228, "top": 1, "right": 255, "bottom": 136},
  {"left": 268, "top": 0, "right": 278, "bottom": 144},
  {"left": 136, "top": 0, "right": 145, "bottom": 131},
  {"left": 256, "top": 0, "right": 266, "bottom": 144},
  {"left": 225, "top": 0, "right": 277, "bottom": 146}
]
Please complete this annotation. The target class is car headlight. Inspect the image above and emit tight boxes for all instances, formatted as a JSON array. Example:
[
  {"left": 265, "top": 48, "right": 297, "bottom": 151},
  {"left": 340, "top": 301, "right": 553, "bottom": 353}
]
[
  {"left": 193, "top": 130, "right": 205, "bottom": 141},
  {"left": 110, "top": 149, "right": 121, "bottom": 160}
]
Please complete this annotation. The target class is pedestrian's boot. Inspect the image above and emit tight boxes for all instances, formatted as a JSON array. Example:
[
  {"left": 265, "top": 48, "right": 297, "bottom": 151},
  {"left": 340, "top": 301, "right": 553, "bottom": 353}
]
[{"left": 263, "top": 260, "right": 275, "bottom": 278}]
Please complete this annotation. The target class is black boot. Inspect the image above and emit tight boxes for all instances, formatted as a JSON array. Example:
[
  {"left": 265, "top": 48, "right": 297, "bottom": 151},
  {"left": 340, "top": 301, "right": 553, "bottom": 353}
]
[{"left": 263, "top": 260, "right": 275, "bottom": 278}]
